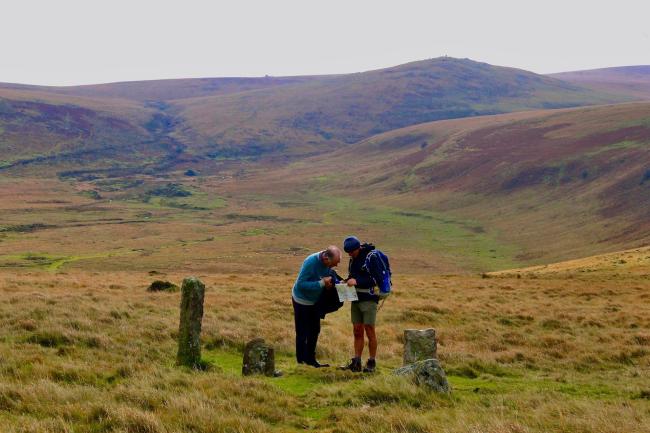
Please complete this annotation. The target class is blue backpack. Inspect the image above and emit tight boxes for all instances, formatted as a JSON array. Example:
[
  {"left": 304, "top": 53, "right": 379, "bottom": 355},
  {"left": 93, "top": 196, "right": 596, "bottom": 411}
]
[{"left": 363, "top": 249, "right": 392, "bottom": 299}]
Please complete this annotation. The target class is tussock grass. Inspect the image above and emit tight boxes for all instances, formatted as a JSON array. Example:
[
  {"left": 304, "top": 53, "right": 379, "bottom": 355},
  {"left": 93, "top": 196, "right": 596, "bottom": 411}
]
[{"left": 0, "top": 269, "right": 648, "bottom": 431}]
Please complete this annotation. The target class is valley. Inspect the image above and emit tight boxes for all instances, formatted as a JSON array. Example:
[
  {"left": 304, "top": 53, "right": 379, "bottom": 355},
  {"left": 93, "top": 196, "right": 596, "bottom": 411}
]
[{"left": 0, "top": 56, "right": 648, "bottom": 432}]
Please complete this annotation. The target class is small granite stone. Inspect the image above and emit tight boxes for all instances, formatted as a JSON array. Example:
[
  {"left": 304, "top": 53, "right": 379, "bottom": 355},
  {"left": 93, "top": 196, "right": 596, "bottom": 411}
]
[
  {"left": 394, "top": 358, "right": 450, "bottom": 393},
  {"left": 242, "top": 338, "right": 276, "bottom": 377},
  {"left": 403, "top": 328, "right": 437, "bottom": 365}
]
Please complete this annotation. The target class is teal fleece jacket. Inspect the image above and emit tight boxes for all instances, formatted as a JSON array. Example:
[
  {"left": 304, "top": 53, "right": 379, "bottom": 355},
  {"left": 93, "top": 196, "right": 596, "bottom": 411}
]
[{"left": 292, "top": 252, "right": 329, "bottom": 305}]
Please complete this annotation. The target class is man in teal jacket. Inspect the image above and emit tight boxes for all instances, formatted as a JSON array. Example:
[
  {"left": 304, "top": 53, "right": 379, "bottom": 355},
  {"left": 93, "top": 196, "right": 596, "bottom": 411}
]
[{"left": 292, "top": 246, "right": 341, "bottom": 367}]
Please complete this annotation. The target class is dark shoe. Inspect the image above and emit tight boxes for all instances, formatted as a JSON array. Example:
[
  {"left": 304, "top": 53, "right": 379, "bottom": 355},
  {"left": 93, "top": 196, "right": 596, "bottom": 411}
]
[
  {"left": 339, "top": 357, "right": 362, "bottom": 372},
  {"left": 307, "top": 360, "right": 330, "bottom": 368},
  {"left": 363, "top": 358, "right": 376, "bottom": 373}
]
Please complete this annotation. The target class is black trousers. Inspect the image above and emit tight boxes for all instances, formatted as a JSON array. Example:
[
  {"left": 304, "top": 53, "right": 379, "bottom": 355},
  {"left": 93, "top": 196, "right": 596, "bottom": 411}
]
[{"left": 292, "top": 299, "right": 321, "bottom": 364}]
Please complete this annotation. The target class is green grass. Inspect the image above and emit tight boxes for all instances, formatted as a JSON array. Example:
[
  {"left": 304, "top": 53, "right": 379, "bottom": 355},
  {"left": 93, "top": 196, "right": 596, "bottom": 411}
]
[
  {"left": 313, "top": 194, "right": 522, "bottom": 271},
  {"left": 239, "top": 227, "right": 282, "bottom": 237},
  {"left": 201, "top": 346, "right": 640, "bottom": 433},
  {"left": 449, "top": 375, "right": 628, "bottom": 400},
  {"left": 144, "top": 193, "right": 226, "bottom": 210},
  {"left": 204, "top": 348, "right": 325, "bottom": 396},
  {"left": 583, "top": 140, "right": 648, "bottom": 157},
  {"left": 0, "top": 250, "right": 140, "bottom": 271},
  {"left": 203, "top": 344, "right": 630, "bottom": 414}
]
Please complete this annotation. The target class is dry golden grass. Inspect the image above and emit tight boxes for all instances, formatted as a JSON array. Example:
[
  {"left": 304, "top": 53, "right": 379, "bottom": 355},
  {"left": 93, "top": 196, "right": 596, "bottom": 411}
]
[
  {"left": 491, "top": 245, "right": 650, "bottom": 277},
  {"left": 0, "top": 267, "right": 648, "bottom": 432}
]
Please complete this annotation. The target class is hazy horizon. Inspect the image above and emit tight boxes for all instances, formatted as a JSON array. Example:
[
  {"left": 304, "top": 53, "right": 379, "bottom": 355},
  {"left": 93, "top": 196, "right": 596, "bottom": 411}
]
[
  {"left": 3, "top": 57, "right": 650, "bottom": 89},
  {"left": 2, "top": 0, "right": 650, "bottom": 86}
]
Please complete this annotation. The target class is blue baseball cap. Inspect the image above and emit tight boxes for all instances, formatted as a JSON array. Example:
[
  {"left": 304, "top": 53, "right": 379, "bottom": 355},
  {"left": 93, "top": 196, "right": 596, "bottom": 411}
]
[{"left": 343, "top": 236, "right": 361, "bottom": 253}]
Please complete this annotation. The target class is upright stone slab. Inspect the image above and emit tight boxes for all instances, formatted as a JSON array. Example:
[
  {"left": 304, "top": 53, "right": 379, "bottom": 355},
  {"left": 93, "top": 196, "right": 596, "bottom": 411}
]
[
  {"left": 403, "top": 328, "right": 437, "bottom": 366},
  {"left": 176, "top": 277, "right": 205, "bottom": 368},
  {"left": 242, "top": 338, "right": 275, "bottom": 377},
  {"left": 394, "top": 359, "right": 450, "bottom": 393}
]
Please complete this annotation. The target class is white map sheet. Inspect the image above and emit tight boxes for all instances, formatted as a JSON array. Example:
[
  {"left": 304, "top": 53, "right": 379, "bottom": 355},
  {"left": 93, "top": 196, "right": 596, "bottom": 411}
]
[{"left": 335, "top": 283, "right": 358, "bottom": 302}]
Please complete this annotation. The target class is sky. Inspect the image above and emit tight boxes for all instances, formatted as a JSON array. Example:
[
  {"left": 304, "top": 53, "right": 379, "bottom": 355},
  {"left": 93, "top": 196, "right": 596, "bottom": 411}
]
[{"left": 2, "top": 0, "right": 649, "bottom": 86}]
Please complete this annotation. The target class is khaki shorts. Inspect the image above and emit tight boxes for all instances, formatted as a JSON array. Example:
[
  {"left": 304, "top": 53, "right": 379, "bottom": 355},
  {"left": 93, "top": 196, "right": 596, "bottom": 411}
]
[{"left": 351, "top": 300, "right": 378, "bottom": 325}]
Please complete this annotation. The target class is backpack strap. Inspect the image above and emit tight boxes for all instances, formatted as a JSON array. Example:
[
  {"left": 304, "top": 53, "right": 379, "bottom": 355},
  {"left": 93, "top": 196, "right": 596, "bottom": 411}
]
[{"left": 363, "top": 250, "right": 379, "bottom": 289}]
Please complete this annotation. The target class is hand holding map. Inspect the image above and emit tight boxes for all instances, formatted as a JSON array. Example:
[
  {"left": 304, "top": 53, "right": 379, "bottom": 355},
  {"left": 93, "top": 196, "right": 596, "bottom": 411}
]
[{"left": 335, "top": 283, "right": 358, "bottom": 302}]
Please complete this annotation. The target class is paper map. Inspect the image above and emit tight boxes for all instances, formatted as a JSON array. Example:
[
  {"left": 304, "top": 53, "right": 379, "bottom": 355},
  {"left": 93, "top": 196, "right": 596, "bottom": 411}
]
[{"left": 335, "top": 283, "right": 358, "bottom": 302}]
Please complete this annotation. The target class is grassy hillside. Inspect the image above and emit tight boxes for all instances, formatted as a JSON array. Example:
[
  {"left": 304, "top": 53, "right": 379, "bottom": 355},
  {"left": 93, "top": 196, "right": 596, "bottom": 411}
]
[
  {"left": 2, "top": 102, "right": 647, "bottom": 270},
  {"left": 1, "top": 57, "right": 635, "bottom": 167},
  {"left": 0, "top": 89, "right": 186, "bottom": 175},
  {"left": 550, "top": 66, "right": 650, "bottom": 100},
  {"left": 0, "top": 95, "right": 155, "bottom": 171},
  {"left": 250, "top": 102, "right": 650, "bottom": 264},
  {"left": 2, "top": 96, "right": 648, "bottom": 269},
  {"left": 491, "top": 245, "right": 650, "bottom": 277}
]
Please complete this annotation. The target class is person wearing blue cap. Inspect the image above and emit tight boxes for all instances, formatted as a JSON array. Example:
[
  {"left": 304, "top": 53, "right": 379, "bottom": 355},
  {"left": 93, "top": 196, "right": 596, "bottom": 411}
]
[{"left": 341, "top": 236, "right": 380, "bottom": 373}]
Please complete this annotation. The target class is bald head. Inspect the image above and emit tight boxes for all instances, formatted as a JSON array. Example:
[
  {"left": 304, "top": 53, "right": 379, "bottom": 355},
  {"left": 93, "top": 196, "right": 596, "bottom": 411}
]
[{"left": 322, "top": 245, "right": 341, "bottom": 268}]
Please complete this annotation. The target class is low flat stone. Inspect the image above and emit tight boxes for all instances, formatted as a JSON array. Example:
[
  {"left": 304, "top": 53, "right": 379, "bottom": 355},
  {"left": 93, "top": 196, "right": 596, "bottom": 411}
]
[
  {"left": 394, "top": 358, "right": 450, "bottom": 393},
  {"left": 242, "top": 338, "right": 276, "bottom": 377}
]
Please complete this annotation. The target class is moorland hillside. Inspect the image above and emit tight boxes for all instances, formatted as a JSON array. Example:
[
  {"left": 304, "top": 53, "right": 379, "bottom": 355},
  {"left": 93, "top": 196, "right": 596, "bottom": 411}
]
[
  {"left": 550, "top": 65, "right": 650, "bottom": 100},
  {"left": 0, "top": 58, "right": 649, "bottom": 433},
  {"left": 249, "top": 102, "right": 650, "bottom": 263},
  {"left": 0, "top": 58, "right": 648, "bottom": 270},
  {"left": 1, "top": 57, "right": 635, "bottom": 170}
]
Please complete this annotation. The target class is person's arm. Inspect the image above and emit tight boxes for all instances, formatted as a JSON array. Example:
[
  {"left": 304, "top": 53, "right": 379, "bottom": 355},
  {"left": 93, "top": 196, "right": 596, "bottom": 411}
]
[
  {"left": 295, "top": 270, "right": 326, "bottom": 293},
  {"left": 295, "top": 257, "right": 331, "bottom": 292}
]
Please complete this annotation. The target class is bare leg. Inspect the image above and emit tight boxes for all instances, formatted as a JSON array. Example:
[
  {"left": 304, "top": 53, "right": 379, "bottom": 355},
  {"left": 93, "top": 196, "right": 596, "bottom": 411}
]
[
  {"left": 353, "top": 324, "right": 365, "bottom": 358},
  {"left": 364, "top": 325, "right": 377, "bottom": 359}
]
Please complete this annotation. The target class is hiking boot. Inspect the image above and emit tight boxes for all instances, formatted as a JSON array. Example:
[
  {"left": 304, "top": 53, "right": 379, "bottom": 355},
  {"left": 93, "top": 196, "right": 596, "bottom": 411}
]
[
  {"left": 363, "top": 358, "right": 376, "bottom": 373},
  {"left": 339, "top": 357, "right": 362, "bottom": 372},
  {"left": 306, "top": 360, "right": 330, "bottom": 368}
]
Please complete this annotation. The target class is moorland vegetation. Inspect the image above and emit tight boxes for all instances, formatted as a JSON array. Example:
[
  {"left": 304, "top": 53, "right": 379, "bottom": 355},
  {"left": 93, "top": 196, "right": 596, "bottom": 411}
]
[{"left": 0, "top": 57, "right": 648, "bottom": 432}]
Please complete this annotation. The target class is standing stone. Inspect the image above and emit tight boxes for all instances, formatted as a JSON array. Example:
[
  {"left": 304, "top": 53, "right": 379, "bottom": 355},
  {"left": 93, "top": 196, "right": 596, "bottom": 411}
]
[
  {"left": 242, "top": 338, "right": 276, "bottom": 377},
  {"left": 403, "top": 328, "right": 437, "bottom": 365},
  {"left": 176, "top": 277, "right": 205, "bottom": 368},
  {"left": 394, "top": 359, "right": 450, "bottom": 393}
]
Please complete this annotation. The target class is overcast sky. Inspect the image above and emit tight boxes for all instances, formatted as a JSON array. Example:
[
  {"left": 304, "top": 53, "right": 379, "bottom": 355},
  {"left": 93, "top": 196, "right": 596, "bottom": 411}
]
[{"left": 2, "top": 0, "right": 649, "bottom": 86}]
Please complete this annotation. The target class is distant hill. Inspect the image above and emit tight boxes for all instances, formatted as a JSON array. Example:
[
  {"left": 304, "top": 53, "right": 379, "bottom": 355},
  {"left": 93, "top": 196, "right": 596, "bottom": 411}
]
[
  {"left": 173, "top": 57, "right": 629, "bottom": 156},
  {"left": 0, "top": 76, "right": 318, "bottom": 102},
  {"left": 549, "top": 66, "right": 650, "bottom": 100},
  {"left": 0, "top": 57, "right": 636, "bottom": 171}
]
